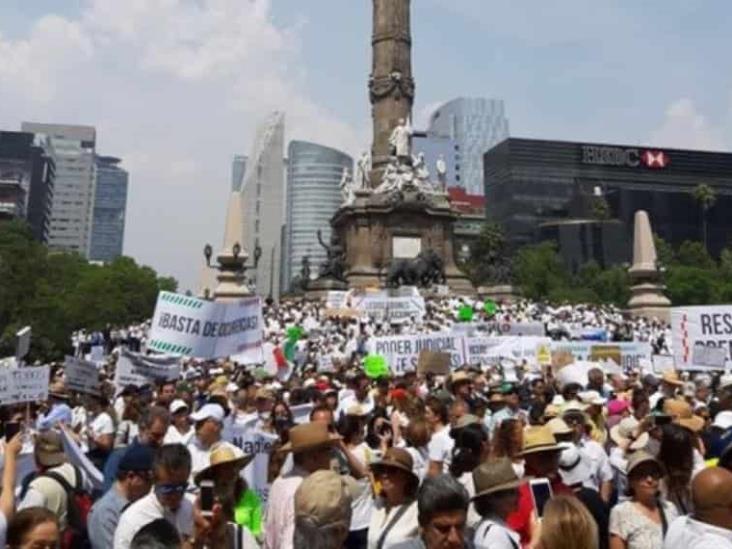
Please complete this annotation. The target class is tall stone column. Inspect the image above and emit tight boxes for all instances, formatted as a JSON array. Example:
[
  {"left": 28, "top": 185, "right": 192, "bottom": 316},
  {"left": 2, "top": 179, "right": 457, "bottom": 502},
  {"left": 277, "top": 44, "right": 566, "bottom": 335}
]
[{"left": 369, "top": 0, "right": 415, "bottom": 185}]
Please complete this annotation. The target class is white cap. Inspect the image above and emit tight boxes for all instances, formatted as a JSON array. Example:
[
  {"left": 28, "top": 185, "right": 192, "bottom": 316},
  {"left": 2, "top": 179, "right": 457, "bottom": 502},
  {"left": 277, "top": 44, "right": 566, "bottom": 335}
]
[
  {"left": 712, "top": 410, "right": 732, "bottom": 431},
  {"left": 190, "top": 403, "right": 225, "bottom": 423},
  {"left": 226, "top": 382, "right": 239, "bottom": 393},
  {"left": 169, "top": 399, "right": 189, "bottom": 415},
  {"left": 579, "top": 390, "right": 607, "bottom": 406}
]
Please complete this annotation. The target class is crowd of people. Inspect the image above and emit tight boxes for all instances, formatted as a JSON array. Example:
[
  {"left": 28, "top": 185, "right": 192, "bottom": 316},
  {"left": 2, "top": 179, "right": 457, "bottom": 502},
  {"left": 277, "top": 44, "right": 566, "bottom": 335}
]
[{"left": 1, "top": 295, "right": 731, "bottom": 549}]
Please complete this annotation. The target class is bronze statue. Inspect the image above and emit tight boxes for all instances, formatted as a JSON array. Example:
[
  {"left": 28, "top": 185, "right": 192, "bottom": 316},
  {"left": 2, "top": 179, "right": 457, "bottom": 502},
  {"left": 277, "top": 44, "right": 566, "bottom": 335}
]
[
  {"left": 386, "top": 249, "right": 446, "bottom": 288},
  {"left": 316, "top": 229, "right": 346, "bottom": 282}
]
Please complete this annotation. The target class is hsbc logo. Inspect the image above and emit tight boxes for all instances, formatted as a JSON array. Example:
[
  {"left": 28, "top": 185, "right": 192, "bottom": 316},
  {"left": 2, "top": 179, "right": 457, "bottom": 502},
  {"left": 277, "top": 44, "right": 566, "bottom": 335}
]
[{"left": 581, "top": 145, "right": 669, "bottom": 169}]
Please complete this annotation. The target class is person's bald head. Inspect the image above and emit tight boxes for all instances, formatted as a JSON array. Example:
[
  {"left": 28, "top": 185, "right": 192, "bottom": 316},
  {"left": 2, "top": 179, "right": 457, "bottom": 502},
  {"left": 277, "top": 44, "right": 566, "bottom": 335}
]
[{"left": 692, "top": 467, "right": 732, "bottom": 530}]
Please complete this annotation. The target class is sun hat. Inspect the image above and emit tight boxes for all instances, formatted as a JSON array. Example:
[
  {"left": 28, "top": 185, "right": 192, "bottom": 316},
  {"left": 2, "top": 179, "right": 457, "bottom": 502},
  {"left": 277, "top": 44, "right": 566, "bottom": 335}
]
[
  {"left": 34, "top": 430, "right": 66, "bottom": 467},
  {"left": 190, "top": 403, "right": 225, "bottom": 424},
  {"left": 661, "top": 371, "right": 684, "bottom": 387},
  {"left": 558, "top": 443, "right": 593, "bottom": 487},
  {"left": 169, "top": 399, "right": 189, "bottom": 415},
  {"left": 610, "top": 416, "right": 649, "bottom": 451},
  {"left": 370, "top": 447, "right": 419, "bottom": 484},
  {"left": 295, "top": 470, "right": 353, "bottom": 528},
  {"left": 626, "top": 451, "right": 663, "bottom": 477},
  {"left": 546, "top": 417, "right": 573, "bottom": 436},
  {"left": 712, "top": 410, "right": 732, "bottom": 431},
  {"left": 279, "top": 422, "right": 341, "bottom": 454},
  {"left": 472, "top": 457, "right": 523, "bottom": 499},
  {"left": 194, "top": 442, "right": 254, "bottom": 485},
  {"left": 521, "top": 426, "right": 562, "bottom": 456},
  {"left": 663, "top": 399, "right": 705, "bottom": 432}
]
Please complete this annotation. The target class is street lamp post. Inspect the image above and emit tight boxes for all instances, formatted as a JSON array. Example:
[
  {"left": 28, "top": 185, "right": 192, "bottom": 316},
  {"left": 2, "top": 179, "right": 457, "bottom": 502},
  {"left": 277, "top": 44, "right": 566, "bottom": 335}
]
[{"left": 203, "top": 241, "right": 261, "bottom": 302}]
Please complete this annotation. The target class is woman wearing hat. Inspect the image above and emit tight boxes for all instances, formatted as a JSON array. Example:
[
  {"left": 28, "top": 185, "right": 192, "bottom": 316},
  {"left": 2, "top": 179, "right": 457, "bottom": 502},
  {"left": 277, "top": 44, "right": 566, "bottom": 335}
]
[
  {"left": 193, "top": 442, "right": 260, "bottom": 547},
  {"left": 609, "top": 451, "right": 678, "bottom": 549},
  {"left": 367, "top": 448, "right": 420, "bottom": 549},
  {"left": 472, "top": 458, "right": 522, "bottom": 549}
]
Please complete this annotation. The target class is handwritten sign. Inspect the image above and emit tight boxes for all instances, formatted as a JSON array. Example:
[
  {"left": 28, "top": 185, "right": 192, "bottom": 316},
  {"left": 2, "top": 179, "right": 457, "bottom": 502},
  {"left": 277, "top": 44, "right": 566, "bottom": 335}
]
[
  {"left": 0, "top": 365, "right": 49, "bottom": 405},
  {"left": 114, "top": 349, "right": 180, "bottom": 389}
]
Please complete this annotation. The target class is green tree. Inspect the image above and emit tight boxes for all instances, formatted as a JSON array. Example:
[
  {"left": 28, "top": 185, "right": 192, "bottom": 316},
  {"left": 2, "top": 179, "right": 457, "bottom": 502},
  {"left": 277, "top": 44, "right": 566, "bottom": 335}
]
[
  {"left": 676, "top": 240, "right": 715, "bottom": 270},
  {"left": 514, "top": 241, "right": 570, "bottom": 300},
  {"left": 693, "top": 184, "right": 716, "bottom": 251},
  {"left": 653, "top": 234, "right": 675, "bottom": 269},
  {"left": 463, "top": 222, "right": 508, "bottom": 285}
]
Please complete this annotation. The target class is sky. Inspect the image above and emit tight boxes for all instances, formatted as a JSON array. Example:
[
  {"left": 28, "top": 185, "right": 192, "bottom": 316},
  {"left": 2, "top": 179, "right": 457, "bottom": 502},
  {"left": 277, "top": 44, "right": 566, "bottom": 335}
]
[{"left": 1, "top": 0, "right": 731, "bottom": 291}]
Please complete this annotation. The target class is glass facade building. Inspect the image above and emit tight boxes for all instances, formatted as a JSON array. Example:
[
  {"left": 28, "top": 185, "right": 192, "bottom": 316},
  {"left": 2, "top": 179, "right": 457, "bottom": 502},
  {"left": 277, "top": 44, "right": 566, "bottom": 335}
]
[
  {"left": 89, "top": 156, "right": 128, "bottom": 262},
  {"left": 428, "top": 98, "right": 509, "bottom": 196},
  {"left": 485, "top": 138, "right": 732, "bottom": 266},
  {"left": 283, "top": 140, "right": 353, "bottom": 291}
]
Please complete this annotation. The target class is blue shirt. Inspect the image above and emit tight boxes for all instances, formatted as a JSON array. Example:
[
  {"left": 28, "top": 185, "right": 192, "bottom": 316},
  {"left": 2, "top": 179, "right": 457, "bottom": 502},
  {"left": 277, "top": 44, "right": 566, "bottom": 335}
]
[{"left": 88, "top": 484, "right": 128, "bottom": 549}]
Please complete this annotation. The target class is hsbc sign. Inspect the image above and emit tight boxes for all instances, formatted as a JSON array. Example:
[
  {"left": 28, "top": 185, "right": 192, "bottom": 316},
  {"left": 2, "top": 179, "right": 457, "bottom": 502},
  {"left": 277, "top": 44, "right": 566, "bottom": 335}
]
[{"left": 581, "top": 145, "right": 669, "bottom": 169}]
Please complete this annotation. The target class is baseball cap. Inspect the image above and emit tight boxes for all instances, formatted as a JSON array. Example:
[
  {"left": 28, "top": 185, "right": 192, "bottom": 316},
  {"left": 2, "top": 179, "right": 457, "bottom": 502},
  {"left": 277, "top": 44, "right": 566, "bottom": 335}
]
[
  {"left": 190, "top": 403, "right": 225, "bottom": 423},
  {"left": 712, "top": 410, "right": 732, "bottom": 431},
  {"left": 169, "top": 399, "right": 189, "bottom": 415},
  {"left": 34, "top": 430, "right": 66, "bottom": 467},
  {"left": 119, "top": 444, "right": 154, "bottom": 472}
]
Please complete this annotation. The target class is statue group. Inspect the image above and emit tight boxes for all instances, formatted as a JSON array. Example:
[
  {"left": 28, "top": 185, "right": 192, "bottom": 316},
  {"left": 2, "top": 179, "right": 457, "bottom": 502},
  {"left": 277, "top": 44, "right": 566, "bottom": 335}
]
[{"left": 386, "top": 249, "right": 446, "bottom": 288}]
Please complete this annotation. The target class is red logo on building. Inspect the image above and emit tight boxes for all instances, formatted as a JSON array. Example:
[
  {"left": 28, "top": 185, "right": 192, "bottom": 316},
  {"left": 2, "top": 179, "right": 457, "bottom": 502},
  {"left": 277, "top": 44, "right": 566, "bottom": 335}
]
[{"left": 641, "top": 150, "right": 669, "bottom": 169}]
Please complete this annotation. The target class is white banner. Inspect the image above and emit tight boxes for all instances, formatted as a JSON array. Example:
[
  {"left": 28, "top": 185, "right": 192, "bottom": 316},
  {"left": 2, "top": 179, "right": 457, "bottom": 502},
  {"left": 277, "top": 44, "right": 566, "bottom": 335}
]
[
  {"left": 550, "top": 341, "right": 652, "bottom": 370},
  {"left": 60, "top": 426, "right": 103, "bottom": 491},
  {"left": 325, "top": 291, "right": 349, "bottom": 309},
  {"left": 224, "top": 420, "right": 279, "bottom": 507},
  {"left": 350, "top": 294, "right": 426, "bottom": 323},
  {"left": 0, "top": 365, "right": 49, "bottom": 405},
  {"left": 369, "top": 333, "right": 465, "bottom": 373},
  {"left": 671, "top": 306, "right": 732, "bottom": 370},
  {"left": 489, "top": 321, "right": 546, "bottom": 337},
  {"left": 148, "top": 291, "right": 264, "bottom": 360},
  {"left": 114, "top": 349, "right": 180, "bottom": 390},
  {"left": 464, "top": 336, "right": 551, "bottom": 364},
  {"left": 64, "top": 356, "right": 100, "bottom": 395}
]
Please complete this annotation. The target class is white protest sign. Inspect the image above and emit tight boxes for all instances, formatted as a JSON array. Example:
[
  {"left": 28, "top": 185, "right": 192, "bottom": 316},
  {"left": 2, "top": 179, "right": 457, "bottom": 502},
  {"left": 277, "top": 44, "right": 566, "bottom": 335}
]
[
  {"left": 692, "top": 344, "right": 727, "bottom": 370},
  {"left": 148, "top": 291, "right": 264, "bottom": 360},
  {"left": 325, "top": 291, "right": 349, "bottom": 309},
  {"left": 114, "top": 349, "right": 180, "bottom": 389},
  {"left": 369, "top": 333, "right": 465, "bottom": 373},
  {"left": 550, "top": 342, "right": 651, "bottom": 370},
  {"left": 671, "top": 306, "right": 732, "bottom": 370},
  {"left": 88, "top": 345, "right": 104, "bottom": 363},
  {"left": 318, "top": 355, "right": 334, "bottom": 373},
  {"left": 489, "top": 321, "right": 546, "bottom": 337},
  {"left": 350, "top": 293, "right": 426, "bottom": 323},
  {"left": 60, "top": 426, "right": 103, "bottom": 490},
  {"left": 0, "top": 365, "right": 49, "bottom": 405},
  {"left": 464, "top": 336, "right": 551, "bottom": 365},
  {"left": 652, "top": 354, "right": 675, "bottom": 374},
  {"left": 64, "top": 356, "right": 100, "bottom": 395},
  {"left": 15, "top": 326, "right": 31, "bottom": 361},
  {"left": 224, "top": 421, "right": 279, "bottom": 507}
]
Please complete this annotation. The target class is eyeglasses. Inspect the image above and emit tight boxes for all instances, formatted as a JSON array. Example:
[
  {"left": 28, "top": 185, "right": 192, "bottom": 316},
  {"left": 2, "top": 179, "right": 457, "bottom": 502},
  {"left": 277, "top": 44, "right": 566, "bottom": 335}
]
[{"left": 155, "top": 482, "right": 189, "bottom": 495}]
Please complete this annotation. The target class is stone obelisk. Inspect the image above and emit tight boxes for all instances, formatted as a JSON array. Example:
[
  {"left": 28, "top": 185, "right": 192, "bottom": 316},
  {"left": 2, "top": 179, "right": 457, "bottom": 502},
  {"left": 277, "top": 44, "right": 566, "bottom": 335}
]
[
  {"left": 627, "top": 210, "right": 671, "bottom": 321},
  {"left": 368, "top": 0, "right": 415, "bottom": 184}
]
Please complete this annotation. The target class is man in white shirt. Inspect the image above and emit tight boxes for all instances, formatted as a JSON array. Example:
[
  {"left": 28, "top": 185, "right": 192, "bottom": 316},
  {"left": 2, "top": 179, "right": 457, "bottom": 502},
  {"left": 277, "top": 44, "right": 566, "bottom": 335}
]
[
  {"left": 186, "top": 403, "right": 226, "bottom": 478},
  {"left": 664, "top": 467, "right": 732, "bottom": 549},
  {"left": 113, "top": 444, "right": 195, "bottom": 549}
]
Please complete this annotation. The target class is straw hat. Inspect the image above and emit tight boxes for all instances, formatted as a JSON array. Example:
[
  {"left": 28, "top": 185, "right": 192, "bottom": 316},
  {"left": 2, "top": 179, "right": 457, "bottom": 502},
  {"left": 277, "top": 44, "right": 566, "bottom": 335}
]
[
  {"left": 194, "top": 442, "right": 254, "bottom": 485},
  {"left": 609, "top": 417, "right": 649, "bottom": 451},
  {"left": 278, "top": 422, "right": 341, "bottom": 454},
  {"left": 661, "top": 370, "right": 684, "bottom": 387},
  {"left": 626, "top": 451, "right": 663, "bottom": 477},
  {"left": 663, "top": 399, "right": 705, "bottom": 432},
  {"left": 34, "top": 430, "right": 66, "bottom": 467},
  {"left": 370, "top": 448, "right": 419, "bottom": 485},
  {"left": 472, "top": 457, "right": 523, "bottom": 499},
  {"left": 294, "top": 470, "right": 352, "bottom": 529},
  {"left": 451, "top": 371, "right": 472, "bottom": 386},
  {"left": 521, "top": 426, "right": 561, "bottom": 456},
  {"left": 546, "top": 417, "right": 573, "bottom": 436}
]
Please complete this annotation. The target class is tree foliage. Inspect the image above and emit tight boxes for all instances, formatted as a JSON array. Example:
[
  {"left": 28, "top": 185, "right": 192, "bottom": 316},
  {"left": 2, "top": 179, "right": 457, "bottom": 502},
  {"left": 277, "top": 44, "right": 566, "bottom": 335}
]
[{"left": 0, "top": 220, "right": 177, "bottom": 361}]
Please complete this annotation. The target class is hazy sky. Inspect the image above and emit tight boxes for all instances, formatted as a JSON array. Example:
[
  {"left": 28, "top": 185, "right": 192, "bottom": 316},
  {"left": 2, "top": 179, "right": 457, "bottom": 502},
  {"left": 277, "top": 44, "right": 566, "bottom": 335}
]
[{"left": 1, "top": 0, "right": 730, "bottom": 290}]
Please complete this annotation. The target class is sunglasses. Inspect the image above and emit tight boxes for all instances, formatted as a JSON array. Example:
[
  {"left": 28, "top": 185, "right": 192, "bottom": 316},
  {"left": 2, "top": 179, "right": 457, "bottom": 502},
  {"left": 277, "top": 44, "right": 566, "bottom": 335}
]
[{"left": 155, "top": 482, "right": 189, "bottom": 495}]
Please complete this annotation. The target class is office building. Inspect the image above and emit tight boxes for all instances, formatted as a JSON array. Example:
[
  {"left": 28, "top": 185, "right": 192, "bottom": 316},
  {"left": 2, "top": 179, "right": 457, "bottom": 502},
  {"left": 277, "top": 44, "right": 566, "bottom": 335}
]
[
  {"left": 447, "top": 186, "right": 486, "bottom": 262},
  {"left": 240, "top": 112, "right": 286, "bottom": 299},
  {"left": 283, "top": 140, "right": 353, "bottom": 291},
  {"left": 231, "top": 155, "right": 247, "bottom": 192},
  {"left": 89, "top": 156, "right": 128, "bottom": 262},
  {"left": 21, "top": 123, "right": 97, "bottom": 256},
  {"left": 428, "top": 98, "right": 509, "bottom": 195},
  {"left": 0, "top": 131, "right": 55, "bottom": 242},
  {"left": 484, "top": 138, "right": 732, "bottom": 267}
]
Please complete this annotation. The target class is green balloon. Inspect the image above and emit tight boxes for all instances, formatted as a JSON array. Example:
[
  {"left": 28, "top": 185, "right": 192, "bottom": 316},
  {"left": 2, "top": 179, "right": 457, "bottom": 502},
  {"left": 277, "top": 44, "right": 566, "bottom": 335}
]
[
  {"left": 458, "top": 305, "right": 474, "bottom": 322},
  {"left": 484, "top": 300, "right": 498, "bottom": 316},
  {"left": 286, "top": 326, "right": 304, "bottom": 342},
  {"left": 364, "top": 355, "right": 389, "bottom": 379}
]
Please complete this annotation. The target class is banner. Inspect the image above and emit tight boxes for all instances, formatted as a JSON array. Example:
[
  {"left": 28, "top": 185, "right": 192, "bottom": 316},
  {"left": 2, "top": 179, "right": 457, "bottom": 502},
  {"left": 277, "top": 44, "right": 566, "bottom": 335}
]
[
  {"left": 60, "top": 426, "right": 103, "bottom": 491},
  {"left": 369, "top": 333, "right": 464, "bottom": 373},
  {"left": 464, "top": 336, "right": 551, "bottom": 365},
  {"left": 325, "top": 291, "right": 349, "bottom": 310},
  {"left": 671, "top": 306, "right": 732, "bottom": 370},
  {"left": 0, "top": 365, "right": 49, "bottom": 405},
  {"left": 224, "top": 420, "right": 279, "bottom": 507},
  {"left": 549, "top": 342, "right": 651, "bottom": 370},
  {"left": 114, "top": 349, "right": 180, "bottom": 389},
  {"left": 148, "top": 291, "right": 264, "bottom": 360},
  {"left": 64, "top": 356, "right": 100, "bottom": 395},
  {"left": 488, "top": 321, "right": 546, "bottom": 337},
  {"left": 350, "top": 294, "right": 426, "bottom": 323}
]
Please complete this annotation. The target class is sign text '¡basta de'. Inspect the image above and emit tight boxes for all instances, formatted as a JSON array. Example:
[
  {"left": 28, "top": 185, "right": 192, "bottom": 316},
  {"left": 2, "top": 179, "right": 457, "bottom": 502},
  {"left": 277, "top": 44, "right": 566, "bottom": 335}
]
[{"left": 157, "top": 313, "right": 260, "bottom": 338}]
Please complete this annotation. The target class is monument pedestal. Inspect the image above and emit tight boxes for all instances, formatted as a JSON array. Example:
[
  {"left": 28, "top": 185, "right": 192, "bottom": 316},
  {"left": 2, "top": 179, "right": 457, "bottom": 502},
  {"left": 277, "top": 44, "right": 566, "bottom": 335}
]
[
  {"left": 628, "top": 282, "right": 671, "bottom": 322},
  {"left": 305, "top": 277, "right": 348, "bottom": 299},
  {"left": 477, "top": 284, "right": 520, "bottom": 304},
  {"left": 332, "top": 189, "right": 473, "bottom": 294}
]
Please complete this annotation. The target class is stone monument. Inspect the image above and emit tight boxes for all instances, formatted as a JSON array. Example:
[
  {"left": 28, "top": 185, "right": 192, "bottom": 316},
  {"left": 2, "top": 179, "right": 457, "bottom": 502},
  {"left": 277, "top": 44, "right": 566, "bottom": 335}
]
[
  {"left": 627, "top": 210, "right": 671, "bottom": 321},
  {"left": 329, "top": 0, "right": 472, "bottom": 293}
]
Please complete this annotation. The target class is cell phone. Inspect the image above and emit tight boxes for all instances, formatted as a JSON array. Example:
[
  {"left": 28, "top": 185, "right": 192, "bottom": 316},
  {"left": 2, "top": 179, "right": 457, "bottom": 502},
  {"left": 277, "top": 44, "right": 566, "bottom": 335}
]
[
  {"left": 529, "top": 478, "right": 553, "bottom": 518},
  {"left": 4, "top": 422, "right": 21, "bottom": 441},
  {"left": 200, "top": 480, "right": 215, "bottom": 517}
]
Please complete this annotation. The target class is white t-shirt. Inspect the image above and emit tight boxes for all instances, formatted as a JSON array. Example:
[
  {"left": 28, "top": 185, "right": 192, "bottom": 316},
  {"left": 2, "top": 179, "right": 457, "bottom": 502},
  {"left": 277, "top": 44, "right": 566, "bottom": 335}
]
[
  {"left": 405, "top": 446, "right": 428, "bottom": 481},
  {"left": 89, "top": 412, "right": 115, "bottom": 439},
  {"left": 474, "top": 517, "right": 521, "bottom": 549},
  {"left": 349, "top": 443, "right": 376, "bottom": 531},
  {"left": 113, "top": 491, "right": 194, "bottom": 549},
  {"left": 163, "top": 425, "right": 194, "bottom": 446},
  {"left": 664, "top": 515, "right": 732, "bottom": 549},
  {"left": 427, "top": 426, "right": 454, "bottom": 473}
]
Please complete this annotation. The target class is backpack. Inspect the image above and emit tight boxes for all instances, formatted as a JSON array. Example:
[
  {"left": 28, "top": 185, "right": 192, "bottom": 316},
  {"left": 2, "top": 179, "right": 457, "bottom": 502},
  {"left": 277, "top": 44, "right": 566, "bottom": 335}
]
[{"left": 22, "top": 465, "right": 92, "bottom": 549}]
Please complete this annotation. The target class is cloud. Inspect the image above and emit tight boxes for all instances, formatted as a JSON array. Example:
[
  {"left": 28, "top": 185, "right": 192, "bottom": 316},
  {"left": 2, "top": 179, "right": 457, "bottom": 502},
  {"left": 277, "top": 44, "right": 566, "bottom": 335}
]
[
  {"left": 649, "top": 98, "right": 728, "bottom": 151},
  {"left": 0, "top": 0, "right": 363, "bottom": 290}
]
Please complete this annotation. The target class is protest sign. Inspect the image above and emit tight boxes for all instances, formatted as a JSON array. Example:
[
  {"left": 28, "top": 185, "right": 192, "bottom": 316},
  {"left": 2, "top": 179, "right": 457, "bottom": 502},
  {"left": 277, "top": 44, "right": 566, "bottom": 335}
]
[
  {"left": 318, "top": 355, "right": 334, "bottom": 373},
  {"left": 64, "top": 356, "right": 100, "bottom": 395},
  {"left": 418, "top": 351, "right": 451, "bottom": 375},
  {"left": 114, "top": 349, "right": 180, "bottom": 390},
  {"left": 536, "top": 343, "right": 552, "bottom": 366},
  {"left": 0, "top": 365, "right": 49, "bottom": 405},
  {"left": 325, "top": 291, "right": 349, "bottom": 309},
  {"left": 224, "top": 420, "right": 279, "bottom": 506},
  {"left": 550, "top": 342, "right": 651, "bottom": 370},
  {"left": 60, "top": 426, "right": 103, "bottom": 490},
  {"left": 350, "top": 293, "right": 426, "bottom": 323},
  {"left": 88, "top": 345, "right": 104, "bottom": 363},
  {"left": 490, "top": 321, "right": 545, "bottom": 337},
  {"left": 464, "top": 336, "right": 550, "bottom": 365},
  {"left": 369, "top": 333, "right": 464, "bottom": 373},
  {"left": 652, "top": 354, "right": 675, "bottom": 374},
  {"left": 671, "top": 306, "right": 732, "bottom": 370},
  {"left": 148, "top": 291, "right": 264, "bottom": 360},
  {"left": 15, "top": 326, "right": 31, "bottom": 361},
  {"left": 692, "top": 344, "right": 727, "bottom": 370}
]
